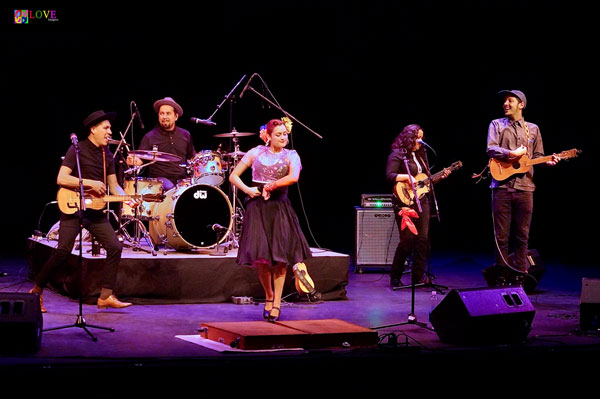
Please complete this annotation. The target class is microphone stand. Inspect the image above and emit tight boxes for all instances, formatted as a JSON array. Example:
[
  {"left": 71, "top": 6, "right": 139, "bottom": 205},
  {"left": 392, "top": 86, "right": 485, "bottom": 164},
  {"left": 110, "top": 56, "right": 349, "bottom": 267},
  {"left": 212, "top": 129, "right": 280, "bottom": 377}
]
[
  {"left": 244, "top": 85, "right": 323, "bottom": 139},
  {"left": 393, "top": 150, "right": 447, "bottom": 294},
  {"left": 119, "top": 112, "right": 156, "bottom": 255},
  {"left": 43, "top": 138, "right": 114, "bottom": 341},
  {"left": 419, "top": 153, "right": 447, "bottom": 293},
  {"left": 372, "top": 149, "right": 434, "bottom": 335},
  {"left": 205, "top": 75, "right": 247, "bottom": 248},
  {"left": 206, "top": 74, "right": 246, "bottom": 129}
]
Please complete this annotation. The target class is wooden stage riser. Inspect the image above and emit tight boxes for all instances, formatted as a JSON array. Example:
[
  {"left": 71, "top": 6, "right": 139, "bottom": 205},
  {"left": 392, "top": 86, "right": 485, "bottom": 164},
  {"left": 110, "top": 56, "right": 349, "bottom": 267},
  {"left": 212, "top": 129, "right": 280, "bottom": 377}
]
[{"left": 200, "top": 319, "right": 379, "bottom": 350}]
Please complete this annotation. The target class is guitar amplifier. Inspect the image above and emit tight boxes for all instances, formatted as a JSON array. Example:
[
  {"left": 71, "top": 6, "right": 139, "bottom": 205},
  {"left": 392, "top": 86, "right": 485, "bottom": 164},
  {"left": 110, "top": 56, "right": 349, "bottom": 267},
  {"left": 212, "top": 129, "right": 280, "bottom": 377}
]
[
  {"left": 354, "top": 207, "right": 399, "bottom": 269},
  {"left": 361, "top": 193, "right": 394, "bottom": 208}
]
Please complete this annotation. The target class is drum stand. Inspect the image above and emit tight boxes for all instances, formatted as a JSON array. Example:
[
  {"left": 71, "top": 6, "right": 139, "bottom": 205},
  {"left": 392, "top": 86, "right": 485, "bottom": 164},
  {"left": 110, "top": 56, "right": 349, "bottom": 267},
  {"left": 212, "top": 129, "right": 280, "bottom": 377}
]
[
  {"left": 225, "top": 136, "right": 245, "bottom": 250},
  {"left": 119, "top": 216, "right": 156, "bottom": 256},
  {"left": 119, "top": 169, "right": 157, "bottom": 256}
]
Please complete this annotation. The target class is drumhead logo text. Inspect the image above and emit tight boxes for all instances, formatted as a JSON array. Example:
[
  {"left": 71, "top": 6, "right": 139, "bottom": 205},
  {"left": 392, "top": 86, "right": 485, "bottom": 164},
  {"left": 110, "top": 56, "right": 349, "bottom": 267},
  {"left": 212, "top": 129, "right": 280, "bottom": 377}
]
[
  {"left": 194, "top": 190, "right": 208, "bottom": 200},
  {"left": 14, "top": 9, "right": 59, "bottom": 24}
]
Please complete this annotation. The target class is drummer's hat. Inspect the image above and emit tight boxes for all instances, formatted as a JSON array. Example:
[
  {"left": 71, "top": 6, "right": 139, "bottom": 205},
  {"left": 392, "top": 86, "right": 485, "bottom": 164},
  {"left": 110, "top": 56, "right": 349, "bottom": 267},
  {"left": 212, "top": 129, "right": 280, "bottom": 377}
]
[{"left": 153, "top": 97, "right": 184, "bottom": 116}]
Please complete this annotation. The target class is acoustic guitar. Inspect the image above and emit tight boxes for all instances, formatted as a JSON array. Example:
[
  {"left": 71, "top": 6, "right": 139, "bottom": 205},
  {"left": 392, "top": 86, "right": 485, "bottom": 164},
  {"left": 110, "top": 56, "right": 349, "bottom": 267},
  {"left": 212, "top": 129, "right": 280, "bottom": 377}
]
[
  {"left": 292, "top": 263, "right": 321, "bottom": 301},
  {"left": 393, "top": 161, "right": 462, "bottom": 206},
  {"left": 57, "top": 187, "right": 163, "bottom": 215},
  {"left": 489, "top": 148, "right": 580, "bottom": 181}
]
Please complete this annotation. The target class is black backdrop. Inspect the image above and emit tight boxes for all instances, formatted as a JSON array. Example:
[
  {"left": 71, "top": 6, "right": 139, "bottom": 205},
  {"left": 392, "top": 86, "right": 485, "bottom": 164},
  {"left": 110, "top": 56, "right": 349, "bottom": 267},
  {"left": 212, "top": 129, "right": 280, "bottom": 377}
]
[{"left": 2, "top": 2, "right": 596, "bottom": 264}]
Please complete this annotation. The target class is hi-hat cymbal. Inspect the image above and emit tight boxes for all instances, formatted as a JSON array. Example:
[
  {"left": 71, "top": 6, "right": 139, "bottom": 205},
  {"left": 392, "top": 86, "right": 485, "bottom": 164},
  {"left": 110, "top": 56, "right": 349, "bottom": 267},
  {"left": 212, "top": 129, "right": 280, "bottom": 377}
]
[
  {"left": 128, "top": 149, "right": 182, "bottom": 162},
  {"left": 213, "top": 131, "right": 255, "bottom": 138}
]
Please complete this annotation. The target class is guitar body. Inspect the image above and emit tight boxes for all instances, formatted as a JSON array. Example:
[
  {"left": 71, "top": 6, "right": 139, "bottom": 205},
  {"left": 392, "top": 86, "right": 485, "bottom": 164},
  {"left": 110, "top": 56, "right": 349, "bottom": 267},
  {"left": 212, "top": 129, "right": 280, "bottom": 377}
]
[
  {"left": 57, "top": 187, "right": 107, "bottom": 214},
  {"left": 394, "top": 173, "right": 430, "bottom": 206},
  {"left": 488, "top": 155, "right": 532, "bottom": 181}
]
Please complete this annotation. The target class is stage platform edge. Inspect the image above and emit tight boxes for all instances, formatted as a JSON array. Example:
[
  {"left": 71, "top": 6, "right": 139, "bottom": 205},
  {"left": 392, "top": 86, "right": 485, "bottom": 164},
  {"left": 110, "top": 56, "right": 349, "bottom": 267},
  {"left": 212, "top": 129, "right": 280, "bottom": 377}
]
[{"left": 26, "top": 238, "right": 350, "bottom": 304}]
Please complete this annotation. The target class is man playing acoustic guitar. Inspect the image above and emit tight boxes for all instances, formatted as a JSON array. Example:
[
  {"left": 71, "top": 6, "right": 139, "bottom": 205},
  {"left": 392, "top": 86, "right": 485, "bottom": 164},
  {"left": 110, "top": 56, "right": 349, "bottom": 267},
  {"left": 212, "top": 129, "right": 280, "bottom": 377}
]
[
  {"left": 30, "top": 110, "right": 136, "bottom": 312},
  {"left": 487, "top": 90, "right": 559, "bottom": 278}
]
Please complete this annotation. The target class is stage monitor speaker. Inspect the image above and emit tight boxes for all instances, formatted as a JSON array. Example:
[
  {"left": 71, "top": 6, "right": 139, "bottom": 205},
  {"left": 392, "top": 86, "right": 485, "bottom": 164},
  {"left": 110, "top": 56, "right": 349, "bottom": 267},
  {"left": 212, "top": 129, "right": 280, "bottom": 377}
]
[
  {"left": 354, "top": 207, "right": 399, "bottom": 267},
  {"left": 429, "top": 286, "right": 535, "bottom": 345},
  {"left": 0, "top": 292, "right": 43, "bottom": 353},
  {"left": 580, "top": 278, "right": 600, "bottom": 332}
]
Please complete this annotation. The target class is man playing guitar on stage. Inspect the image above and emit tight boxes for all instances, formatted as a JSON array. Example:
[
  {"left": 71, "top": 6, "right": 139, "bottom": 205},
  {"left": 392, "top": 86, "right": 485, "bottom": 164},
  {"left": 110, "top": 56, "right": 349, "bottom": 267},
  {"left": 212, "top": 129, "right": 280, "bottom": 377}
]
[
  {"left": 487, "top": 90, "right": 559, "bottom": 278},
  {"left": 30, "top": 110, "right": 135, "bottom": 312}
]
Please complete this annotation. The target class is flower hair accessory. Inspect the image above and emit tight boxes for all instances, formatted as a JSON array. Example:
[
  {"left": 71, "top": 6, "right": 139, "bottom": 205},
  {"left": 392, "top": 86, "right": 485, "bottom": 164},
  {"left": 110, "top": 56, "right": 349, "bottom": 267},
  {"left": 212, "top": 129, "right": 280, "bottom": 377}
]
[
  {"left": 259, "top": 123, "right": 269, "bottom": 144},
  {"left": 282, "top": 116, "right": 293, "bottom": 134}
]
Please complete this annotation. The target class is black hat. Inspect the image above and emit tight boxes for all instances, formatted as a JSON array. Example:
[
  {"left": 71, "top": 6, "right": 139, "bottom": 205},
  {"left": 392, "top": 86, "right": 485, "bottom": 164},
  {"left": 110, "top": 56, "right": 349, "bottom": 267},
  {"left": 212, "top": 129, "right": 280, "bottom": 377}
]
[{"left": 83, "top": 110, "right": 117, "bottom": 130}]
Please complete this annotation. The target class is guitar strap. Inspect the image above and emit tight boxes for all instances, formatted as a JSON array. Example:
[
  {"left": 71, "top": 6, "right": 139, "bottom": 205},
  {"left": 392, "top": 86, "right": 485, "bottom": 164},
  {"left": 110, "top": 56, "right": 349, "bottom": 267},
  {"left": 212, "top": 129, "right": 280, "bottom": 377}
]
[{"left": 102, "top": 147, "right": 107, "bottom": 187}]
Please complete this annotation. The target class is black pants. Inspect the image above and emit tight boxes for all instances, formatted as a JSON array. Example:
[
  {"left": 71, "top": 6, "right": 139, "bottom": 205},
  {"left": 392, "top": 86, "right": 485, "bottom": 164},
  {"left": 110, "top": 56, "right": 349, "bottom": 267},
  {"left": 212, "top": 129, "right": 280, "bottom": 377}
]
[
  {"left": 491, "top": 189, "right": 534, "bottom": 272},
  {"left": 391, "top": 197, "right": 431, "bottom": 284},
  {"left": 35, "top": 211, "right": 122, "bottom": 291}
]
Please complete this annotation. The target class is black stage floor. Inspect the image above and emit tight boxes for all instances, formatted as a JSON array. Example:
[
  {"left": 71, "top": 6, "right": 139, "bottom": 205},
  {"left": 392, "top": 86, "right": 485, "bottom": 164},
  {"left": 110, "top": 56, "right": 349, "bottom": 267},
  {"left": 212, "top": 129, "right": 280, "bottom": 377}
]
[{"left": 2, "top": 245, "right": 600, "bottom": 393}]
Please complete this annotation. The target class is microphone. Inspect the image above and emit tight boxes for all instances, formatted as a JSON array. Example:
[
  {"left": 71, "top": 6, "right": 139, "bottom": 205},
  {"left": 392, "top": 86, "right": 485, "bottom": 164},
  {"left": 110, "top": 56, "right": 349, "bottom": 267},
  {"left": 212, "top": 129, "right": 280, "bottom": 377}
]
[
  {"left": 417, "top": 139, "right": 427, "bottom": 145},
  {"left": 70, "top": 133, "right": 79, "bottom": 147},
  {"left": 132, "top": 101, "right": 144, "bottom": 129},
  {"left": 207, "top": 223, "right": 228, "bottom": 231},
  {"left": 190, "top": 117, "right": 217, "bottom": 126},
  {"left": 239, "top": 73, "right": 257, "bottom": 99}
]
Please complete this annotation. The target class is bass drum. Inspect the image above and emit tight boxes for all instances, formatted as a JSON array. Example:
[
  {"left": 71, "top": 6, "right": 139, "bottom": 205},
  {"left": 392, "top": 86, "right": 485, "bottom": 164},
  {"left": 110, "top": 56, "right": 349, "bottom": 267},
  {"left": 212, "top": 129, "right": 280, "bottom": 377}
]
[{"left": 149, "top": 184, "right": 232, "bottom": 250}]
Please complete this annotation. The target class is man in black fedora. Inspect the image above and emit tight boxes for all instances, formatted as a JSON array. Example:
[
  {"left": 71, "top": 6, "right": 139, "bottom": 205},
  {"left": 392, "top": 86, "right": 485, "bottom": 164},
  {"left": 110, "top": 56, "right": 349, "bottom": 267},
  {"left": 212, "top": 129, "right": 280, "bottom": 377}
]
[
  {"left": 127, "top": 97, "right": 196, "bottom": 191},
  {"left": 30, "top": 110, "right": 134, "bottom": 312}
]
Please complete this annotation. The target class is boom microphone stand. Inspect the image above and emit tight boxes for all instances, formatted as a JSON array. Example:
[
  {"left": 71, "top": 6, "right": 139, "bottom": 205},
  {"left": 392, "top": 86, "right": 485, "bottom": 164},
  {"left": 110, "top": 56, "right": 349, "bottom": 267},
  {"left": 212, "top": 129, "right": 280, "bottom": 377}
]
[
  {"left": 242, "top": 74, "right": 323, "bottom": 139},
  {"left": 43, "top": 135, "right": 114, "bottom": 341},
  {"left": 373, "top": 149, "right": 433, "bottom": 333}
]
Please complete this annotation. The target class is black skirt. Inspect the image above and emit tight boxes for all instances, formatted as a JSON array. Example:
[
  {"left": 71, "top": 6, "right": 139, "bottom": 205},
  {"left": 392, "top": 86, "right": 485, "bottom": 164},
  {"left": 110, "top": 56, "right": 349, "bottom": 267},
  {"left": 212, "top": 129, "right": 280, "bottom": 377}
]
[{"left": 236, "top": 187, "right": 312, "bottom": 267}]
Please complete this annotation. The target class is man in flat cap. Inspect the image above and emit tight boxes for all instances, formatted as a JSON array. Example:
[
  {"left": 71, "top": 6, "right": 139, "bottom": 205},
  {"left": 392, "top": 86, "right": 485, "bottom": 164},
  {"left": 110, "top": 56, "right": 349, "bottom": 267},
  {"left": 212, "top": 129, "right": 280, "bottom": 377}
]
[
  {"left": 486, "top": 90, "right": 558, "bottom": 282},
  {"left": 127, "top": 97, "right": 196, "bottom": 191},
  {"left": 30, "top": 110, "right": 134, "bottom": 312}
]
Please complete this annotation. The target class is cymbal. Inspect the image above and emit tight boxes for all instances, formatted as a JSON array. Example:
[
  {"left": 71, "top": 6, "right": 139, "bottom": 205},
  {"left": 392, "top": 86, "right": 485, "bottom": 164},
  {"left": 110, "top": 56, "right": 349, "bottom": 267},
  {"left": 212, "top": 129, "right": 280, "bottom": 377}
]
[
  {"left": 213, "top": 131, "right": 255, "bottom": 138},
  {"left": 223, "top": 151, "right": 247, "bottom": 157},
  {"left": 128, "top": 149, "right": 182, "bottom": 162}
]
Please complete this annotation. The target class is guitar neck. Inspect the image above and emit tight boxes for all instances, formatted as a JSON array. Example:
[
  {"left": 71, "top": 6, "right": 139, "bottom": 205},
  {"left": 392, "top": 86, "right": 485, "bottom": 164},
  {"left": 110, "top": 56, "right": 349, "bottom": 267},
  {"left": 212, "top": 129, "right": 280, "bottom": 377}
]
[
  {"left": 103, "top": 194, "right": 138, "bottom": 202},
  {"left": 525, "top": 154, "right": 553, "bottom": 166}
]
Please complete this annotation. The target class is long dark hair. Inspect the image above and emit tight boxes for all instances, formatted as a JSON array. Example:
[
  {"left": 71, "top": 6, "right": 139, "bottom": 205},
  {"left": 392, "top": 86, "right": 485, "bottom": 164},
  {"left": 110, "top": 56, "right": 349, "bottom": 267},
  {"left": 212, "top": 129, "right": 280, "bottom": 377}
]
[{"left": 391, "top": 124, "right": 422, "bottom": 152}]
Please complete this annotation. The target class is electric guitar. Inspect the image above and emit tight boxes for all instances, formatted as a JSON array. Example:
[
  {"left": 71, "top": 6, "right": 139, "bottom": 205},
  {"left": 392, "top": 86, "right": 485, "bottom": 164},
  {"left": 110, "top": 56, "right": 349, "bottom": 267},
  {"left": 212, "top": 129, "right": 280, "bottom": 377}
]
[
  {"left": 57, "top": 187, "right": 163, "bottom": 215},
  {"left": 489, "top": 148, "right": 581, "bottom": 181},
  {"left": 292, "top": 263, "right": 321, "bottom": 302},
  {"left": 393, "top": 161, "right": 462, "bottom": 206}
]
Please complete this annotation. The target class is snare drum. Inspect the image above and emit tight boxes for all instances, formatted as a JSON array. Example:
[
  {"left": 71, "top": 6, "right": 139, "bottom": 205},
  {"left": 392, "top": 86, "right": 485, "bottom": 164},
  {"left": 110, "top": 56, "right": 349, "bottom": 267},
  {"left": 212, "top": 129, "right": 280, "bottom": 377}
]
[
  {"left": 149, "top": 184, "right": 232, "bottom": 250},
  {"left": 190, "top": 150, "right": 224, "bottom": 186},
  {"left": 122, "top": 177, "right": 163, "bottom": 219}
]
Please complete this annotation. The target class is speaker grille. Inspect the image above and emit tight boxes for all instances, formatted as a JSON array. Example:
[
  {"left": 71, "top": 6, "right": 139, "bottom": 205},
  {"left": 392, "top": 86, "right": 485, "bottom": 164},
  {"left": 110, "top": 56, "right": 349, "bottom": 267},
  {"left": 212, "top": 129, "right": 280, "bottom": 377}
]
[{"left": 355, "top": 207, "right": 399, "bottom": 266}]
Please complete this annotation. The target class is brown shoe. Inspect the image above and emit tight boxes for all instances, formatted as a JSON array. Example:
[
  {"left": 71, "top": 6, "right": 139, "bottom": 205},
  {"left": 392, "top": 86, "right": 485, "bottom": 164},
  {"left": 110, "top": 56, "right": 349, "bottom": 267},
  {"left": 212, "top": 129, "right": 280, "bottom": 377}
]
[
  {"left": 97, "top": 295, "right": 132, "bottom": 309},
  {"left": 29, "top": 289, "right": 47, "bottom": 313}
]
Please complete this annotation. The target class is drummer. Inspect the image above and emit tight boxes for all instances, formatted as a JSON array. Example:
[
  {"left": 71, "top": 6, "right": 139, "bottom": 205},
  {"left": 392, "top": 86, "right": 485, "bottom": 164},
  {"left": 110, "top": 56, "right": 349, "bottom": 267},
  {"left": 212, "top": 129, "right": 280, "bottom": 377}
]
[{"left": 126, "top": 97, "right": 195, "bottom": 191}]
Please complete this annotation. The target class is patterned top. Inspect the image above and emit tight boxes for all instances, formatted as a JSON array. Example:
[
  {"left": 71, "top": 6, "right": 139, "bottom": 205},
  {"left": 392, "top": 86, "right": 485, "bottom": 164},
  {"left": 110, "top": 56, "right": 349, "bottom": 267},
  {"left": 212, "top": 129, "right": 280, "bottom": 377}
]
[{"left": 241, "top": 146, "right": 302, "bottom": 183}]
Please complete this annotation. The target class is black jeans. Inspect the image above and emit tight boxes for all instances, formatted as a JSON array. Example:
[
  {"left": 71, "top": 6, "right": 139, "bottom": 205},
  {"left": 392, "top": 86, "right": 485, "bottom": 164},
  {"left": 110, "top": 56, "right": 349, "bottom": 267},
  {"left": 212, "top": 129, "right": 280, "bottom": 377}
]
[
  {"left": 391, "top": 197, "right": 431, "bottom": 284},
  {"left": 491, "top": 189, "right": 533, "bottom": 272},
  {"left": 35, "top": 211, "right": 123, "bottom": 291}
]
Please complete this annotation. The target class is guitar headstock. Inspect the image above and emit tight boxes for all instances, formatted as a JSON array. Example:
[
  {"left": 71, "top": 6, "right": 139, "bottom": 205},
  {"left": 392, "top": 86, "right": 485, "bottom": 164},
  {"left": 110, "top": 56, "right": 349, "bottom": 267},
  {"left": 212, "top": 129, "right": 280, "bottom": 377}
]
[
  {"left": 557, "top": 148, "right": 581, "bottom": 161},
  {"left": 449, "top": 161, "right": 463, "bottom": 171}
]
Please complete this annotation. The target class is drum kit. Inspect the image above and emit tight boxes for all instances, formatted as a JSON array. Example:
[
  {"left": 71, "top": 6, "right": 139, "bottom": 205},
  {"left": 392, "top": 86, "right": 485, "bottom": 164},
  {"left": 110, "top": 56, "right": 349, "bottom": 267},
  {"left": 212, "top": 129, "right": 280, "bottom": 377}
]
[{"left": 116, "top": 129, "right": 255, "bottom": 255}]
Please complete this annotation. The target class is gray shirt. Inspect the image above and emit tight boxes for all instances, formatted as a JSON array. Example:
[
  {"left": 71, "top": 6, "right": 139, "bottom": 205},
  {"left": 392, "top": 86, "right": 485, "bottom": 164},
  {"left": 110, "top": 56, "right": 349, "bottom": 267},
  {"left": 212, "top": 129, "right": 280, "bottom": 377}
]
[{"left": 487, "top": 117, "right": 545, "bottom": 191}]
